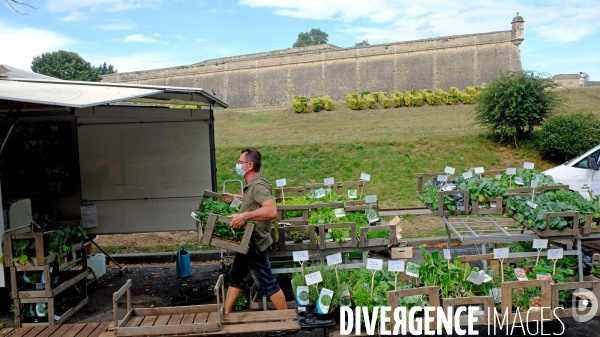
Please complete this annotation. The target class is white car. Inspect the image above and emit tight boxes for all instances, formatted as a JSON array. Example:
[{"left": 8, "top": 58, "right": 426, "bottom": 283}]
[{"left": 543, "top": 144, "right": 600, "bottom": 199}]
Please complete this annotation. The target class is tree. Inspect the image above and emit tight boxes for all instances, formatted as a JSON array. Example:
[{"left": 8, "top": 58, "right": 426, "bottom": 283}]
[
  {"left": 355, "top": 39, "right": 370, "bottom": 47},
  {"left": 31, "top": 51, "right": 116, "bottom": 81},
  {"left": 473, "top": 70, "right": 563, "bottom": 147},
  {"left": 4, "top": 0, "right": 38, "bottom": 14},
  {"left": 293, "top": 29, "right": 328, "bottom": 48}
]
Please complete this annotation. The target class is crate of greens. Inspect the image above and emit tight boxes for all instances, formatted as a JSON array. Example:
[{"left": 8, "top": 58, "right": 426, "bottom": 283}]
[{"left": 201, "top": 214, "right": 254, "bottom": 254}]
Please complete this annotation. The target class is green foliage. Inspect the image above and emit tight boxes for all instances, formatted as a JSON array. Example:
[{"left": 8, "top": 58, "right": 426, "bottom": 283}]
[
  {"left": 424, "top": 93, "right": 441, "bottom": 106},
  {"left": 460, "top": 93, "right": 475, "bottom": 104},
  {"left": 465, "top": 86, "right": 482, "bottom": 96},
  {"left": 474, "top": 70, "right": 564, "bottom": 146},
  {"left": 311, "top": 96, "right": 323, "bottom": 112},
  {"left": 321, "top": 95, "right": 334, "bottom": 111},
  {"left": 345, "top": 94, "right": 365, "bottom": 110},
  {"left": 31, "top": 50, "right": 115, "bottom": 81},
  {"left": 277, "top": 197, "right": 308, "bottom": 218},
  {"left": 195, "top": 199, "right": 245, "bottom": 241},
  {"left": 11, "top": 239, "right": 34, "bottom": 265},
  {"left": 419, "top": 247, "right": 474, "bottom": 298},
  {"left": 362, "top": 93, "right": 376, "bottom": 109},
  {"left": 293, "top": 28, "right": 329, "bottom": 47},
  {"left": 440, "top": 89, "right": 459, "bottom": 105},
  {"left": 292, "top": 95, "right": 308, "bottom": 113},
  {"left": 390, "top": 92, "right": 403, "bottom": 107},
  {"left": 355, "top": 39, "right": 369, "bottom": 47},
  {"left": 538, "top": 113, "right": 600, "bottom": 162},
  {"left": 376, "top": 92, "right": 390, "bottom": 109}
]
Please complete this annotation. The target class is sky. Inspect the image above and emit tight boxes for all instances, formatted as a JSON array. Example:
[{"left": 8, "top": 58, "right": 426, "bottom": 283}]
[{"left": 1, "top": 0, "right": 599, "bottom": 79}]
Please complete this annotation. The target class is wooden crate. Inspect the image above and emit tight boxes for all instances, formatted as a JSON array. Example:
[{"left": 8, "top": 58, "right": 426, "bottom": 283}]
[
  {"left": 358, "top": 225, "right": 397, "bottom": 247},
  {"left": 113, "top": 277, "right": 223, "bottom": 336},
  {"left": 417, "top": 172, "right": 445, "bottom": 193},
  {"left": 318, "top": 223, "right": 357, "bottom": 250},
  {"left": 310, "top": 201, "right": 345, "bottom": 210},
  {"left": 305, "top": 183, "right": 327, "bottom": 194},
  {"left": 551, "top": 281, "right": 600, "bottom": 318},
  {"left": 517, "top": 211, "right": 580, "bottom": 238},
  {"left": 344, "top": 200, "right": 378, "bottom": 212},
  {"left": 274, "top": 186, "right": 305, "bottom": 203},
  {"left": 441, "top": 296, "right": 495, "bottom": 327},
  {"left": 336, "top": 180, "right": 365, "bottom": 196},
  {"left": 277, "top": 225, "right": 317, "bottom": 251},
  {"left": 500, "top": 280, "right": 552, "bottom": 323},
  {"left": 471, "top": 197, "right": 503, "bottom": 215},
  {"left": 458, "top": 253, "right": 500, "bottom": 276},
  {"left": 539, "top": 185, "right": 570, "bottom": 193},
  {"left": 427, "top": 190, "right": 470, "bottom": 217},
  {"left": 200, "top": 214, "right": 254, "bottom": 254},
  {"left": 580, "top": 214, "right": 600, "bottom": 234},
  {"left": 3, "top": 233, "right": 85, "bottom": 268},
  {"left": 387, "top": 286, "right": 440, "bottom": 332},
  {"left": 276, "top": 204, "right": 309, "bottom": 222}
]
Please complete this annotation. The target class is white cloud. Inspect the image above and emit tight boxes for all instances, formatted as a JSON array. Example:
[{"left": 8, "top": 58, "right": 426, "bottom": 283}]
[
  {"left": 0, "top": 21, "right": 72, "bottom": 70},
  {"left": 195, "top": 38, "right": 206, "bottom": 42},
  {"left": 175, "top": 34, "right": 185, "bottom": 39},
  {"left": 98, "top": 23, "right": 136, "bottom": 30},
  {"left": 58, "top": 10, "right": 86, "bottom": 21},
  {"left": 45, "top": 0, "right": 161, "bottom": 13},
  {"left": 89, "top": 52, "right": 180, "bottom": 72},
  {"left": 153, "top": 33, "right": 161, "bottom": 37},
  {"left": 125, "top": 34, "right": 159, "bottom": 43}
]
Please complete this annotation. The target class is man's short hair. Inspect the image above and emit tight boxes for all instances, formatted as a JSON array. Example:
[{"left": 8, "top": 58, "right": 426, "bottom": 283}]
[{"left": 242, "top": 148, "right": 262, "bottom": 172}]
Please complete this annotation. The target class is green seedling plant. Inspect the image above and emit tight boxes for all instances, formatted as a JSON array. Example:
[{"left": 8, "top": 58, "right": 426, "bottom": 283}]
[{"left": 12, "top": 239, "right": 34, "bottom": 265}]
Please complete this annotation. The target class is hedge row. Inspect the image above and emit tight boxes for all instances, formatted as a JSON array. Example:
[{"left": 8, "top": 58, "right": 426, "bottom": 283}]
[{"left": 293, "top": 95, "right": 335, "bottom": 113}]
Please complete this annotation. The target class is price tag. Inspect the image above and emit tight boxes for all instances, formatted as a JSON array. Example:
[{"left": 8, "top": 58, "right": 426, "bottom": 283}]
[
  {"left": 530, "top": 179, "right": 539, "bottom": 188},
  {"left": 231, "top": 198, "right": 242, "bottom": 210},
  {"left": 326, "top": 253, "right": 342, "bottom": 266},
  {"left": 324, "top": 177, "right": 335, "bottom": 186},
  {"left": 474, "top": 167, "right": 485, "bottom": 174},
  {"left": 547, "top": 248, "right": 564, "bottom": 260},
  {"left": 443, "top": 249, "right": 451, "bottom": 260},
  {"left": 467, "top": 271, "right": 483, "bottom": 285},
  {"left": 527, "top": 201, "right": 537, "bottom": 209},
  {"left": 360, "top": 173, "right": 371, "bottom": 181},
  {"left": 305, "top": 272, "right": 323, "bottom": 285},
  {"left": 437, "top": 174, "right": 448, "bottom": 182},
  {"left": 388, "top": 260, "right": 405, "bottom": 272},
  {"left": 524, "top": 162, "right": 535, "bottom": 169},
  {"left": 365, "top": 195, "right": 377, "bottom": 203},
  {"left": 445, "top": 166, "right": 455, "bottom": 175},
  {"left": 493, "top": 248, "right": 509, "bottom": 259},
  {"left": 314, "top": 188, "right": 326, "bottom": 198},
  {"left": 478, "top": 270, "right": 493, "bottom": 283},
  {"left": 463, "top": 171, "right": 473, "bottom": 179},
  {"left": 533, "top": 239, "right": 548, "bottom": 249},
  {"left": 406, "top": 262, "right": 420, "bottom": 278},
  {"left": 506, "top": 168, "right": 517, "bottom": 175},
  {"left": 276, "top": 178, "right": 287, "bottom": 187},
  {"left": 514, "top": 177, "right": 524, "bottom": 185},
  {"left": 293, "top": 251, "right": 309, "bottom": 262},
  {"left": 366, "top": 258, "right": 383, "bottom": 271},
  {"left": 334, "top": 208, "right": 346, "bottom": 218},
  {"left": 591, "top": 182, "right": 600, "bottom": 196},
  {"left": 347, "top": 190, "right": 358, "bottom": 198}
]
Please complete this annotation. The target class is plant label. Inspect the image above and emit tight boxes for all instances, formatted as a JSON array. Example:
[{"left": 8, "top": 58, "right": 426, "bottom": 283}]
[
  {"left": 524, "top": 162, "right": 535, "bottom": 169},
  {"left": 467, "top": 271, "right": 483, "bottom": 285},
  {"left": 514, "top": 268, "right": 528, "bottom": 281},
  {"left": 443, "top": 249, "right": 451, "bottom": 260},
  {"left": 533, "top": 239, "right": 548, "bottom": 249},
  {"left": 478, "top": 270, "right": 493, "bottom": 283},
  {"left": 293, "top": 250, "right": 309, "bottom": 262},
  {"left": 388, "top": 260, "right": 405, "bottom": 272},
  {"left": 366, "top": 195, "right": 377, "bottom": 203},
  {"left": 305, "top": 271, "right": 323, "bottom": 286},
  {"left": 506, "top": 168, "right": 517, "bottom": 175},
  {"left": 536, "top": 274, "right": 553, "bottom": 281},
  {"left": 191, "top": 212, "right": 198, "bottom": 220},
  {"left": 231, "top": 198, "right": 242, "bottom": 210},
  {"left": 366, "top": 209, "right": 379, "bottom": 223},
  {"left": 276, "top": 178, "right": 287, "bottom": 187},
  {"left": 514, "top": 177, "right": 524, "bottom": 185},
  {"left": 437, "top": 174, "right": 448, "bottom": 182},
  {"left": 474, "top": 167, "right": 485, "bottom": 174},
  {"left": 493, "top": 248, "right": 509, "bottom": 259},
  {"left": 360, "top": 173, "right": 371, "bottom": 181},
  {"left": 326, "top": 253, "right": 343, "bottom": 266},
  {"left": 527, "top": 201, "right": 537, "bottom": 209},
  {"left": 591, "top": 182, "right": 600, "bottom": 196},
  {"left": 348, "top": 189, "right": 358, "bottom": 198},
  {"left": 496, "top": 175, "right": 502, "bottom": 180},
  {"left": 548, "top": 248, "right": 564, "bottom": 260},
  {"left": 406, "top": 262, "right": 420, "bottom": 278},
  {"left": 530, "top": 179, "right": 539, "bottom": 188},
  {"left": 317, "top": 288, "right": 334, "bottom": 314},
  {"left": 296, "top": 286, "right": 309, "bottom": 305},
  {"left": 324, "top": 177, "right": 335, "bottom": 186},
  {"left": 334, "top": 208, "right": 346, "bottom": 218},
  {"left": 314, "top": 188, "right": 326, "bottom": 199},
  {"left": 444, "top": 166, "right": 455, "bottom": 175},
  {"left": 463, "top": 171, "right": 473, "bottom": 179},
  {"left": 366, "top": 258, "right": 383, "bottom": 271}
]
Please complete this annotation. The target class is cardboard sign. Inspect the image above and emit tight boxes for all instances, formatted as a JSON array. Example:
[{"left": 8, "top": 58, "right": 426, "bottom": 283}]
[
  {"left": 230, "top": 198, "right": 242, "bottom": 210},
  {"left": 81, "top": 205, "right": 98, "bottom": 229},
  {"left": 293, "top": 251, "right": 309, "bottom": 262},
  {"left": 360, "top": 173, "right": 371, "bottom": 181},
  {"left": 463, "top": 171, "right": 473, "bottom": 179},
  {"left": 388, "top": 260, "right": 405, "bottom": 272},
  {"left": 305, "top": 272, "right": 323, "bottom": 285},
  {"left": 437, "top": 174, "right": 448, "bottom": 182},
  {"left": 548, "top": 248, "right": 564, "bottom": 260},
  {"left": 493, "top": 248, "right": 509, "bottom": 259},
  {"left": 326, "top": 253, "right": 343, "bottom": 266},
  {"left": 314, "top": 188, "right": 326, "bottom": 198},
  {"left": 443, "top": 249, "right": 451, "bottom": 260},
  {"left": 366, "top": 258, "right": 383, "bottom": 271},
  {"left": 324, "top": 177, "right": 335, "bottom": 186},
  {"left": 474, "top": 167, "right": 485, "bottom": 174},
  {"left": 533, "top": 239, "right": 548, "bottom": 249},
  {"left": 334, "top": 208, "right": 346, "bottom": 218},
  {"left": 406, "top": 262, "right": 420, "bottom": 277},
  {"left": 467, "top": 271, "right": 483, "bottom": 285},
  {"left": 530, "top": 179, "right": 539, "bottom": 188},
  {"left": 276, "top": 178, "right": 287, "bottom": 187},
  {"left": 524, "top": 162, "right": 535, "bottom": 169},
  {"left": 445, "top": 166, "right": 455, "bottom": 175},
  {"left": 365, "top": 195, "right": 377, "bottom": 203},
  {"left": 506, "top": 168, "right": 517, "bottom": 175},
  {"left": 348, "top": 190, "right": 358, "bottom": 198}
]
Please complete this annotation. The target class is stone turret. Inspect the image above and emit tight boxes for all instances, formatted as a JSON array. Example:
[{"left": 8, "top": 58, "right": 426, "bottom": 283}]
[{"left": 511, "top": 12, "right": 524, "bottom": 46}]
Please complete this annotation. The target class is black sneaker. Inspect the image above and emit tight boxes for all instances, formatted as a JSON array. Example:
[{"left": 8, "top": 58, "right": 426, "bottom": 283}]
[{"left": 266, "top": 331, "right": 290, "bottom": 337}]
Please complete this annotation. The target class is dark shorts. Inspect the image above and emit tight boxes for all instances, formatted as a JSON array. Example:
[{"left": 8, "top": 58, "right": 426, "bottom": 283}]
[{"left": 229, "top": 248, "right": 281, "bottom": 298}]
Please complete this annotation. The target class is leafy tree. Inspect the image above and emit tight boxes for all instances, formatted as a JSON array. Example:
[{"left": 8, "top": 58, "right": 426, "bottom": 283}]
[
  {"left": 473, "top": 70, "right": 563, "bottom": 147},
  {"left": 538, "top": 113, "right": 600, "bottom": 162},
  {"left": 31, "top": 51, "right": 116, "bottom": 81},
  {"left": 293, "top": 28, "right": 328, "bottom": 48},
  {"left": 355, "top": 39, "right": 370, "bottom": 47}
]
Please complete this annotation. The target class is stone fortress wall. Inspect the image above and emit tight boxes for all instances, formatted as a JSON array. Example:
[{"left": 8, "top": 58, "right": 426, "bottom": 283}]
[{"left": 102, "top": 17, "right": 525, "bottom": 109}]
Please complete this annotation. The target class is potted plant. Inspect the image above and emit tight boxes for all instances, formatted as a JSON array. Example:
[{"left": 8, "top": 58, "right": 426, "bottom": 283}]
[
  {"left": 235, "top": 292, "right": 247, "bottom": 311},
  {"left": 11, "top": 239, "right": 34, "bottom": 265}
]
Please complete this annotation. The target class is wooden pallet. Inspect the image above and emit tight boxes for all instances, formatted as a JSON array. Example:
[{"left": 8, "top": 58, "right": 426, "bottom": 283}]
[
  {"left": 3, "top": 322, "right": 111, "bottom": 337},
  {"left": 199, "top": 214, "right": 254, "bottom": 254}
]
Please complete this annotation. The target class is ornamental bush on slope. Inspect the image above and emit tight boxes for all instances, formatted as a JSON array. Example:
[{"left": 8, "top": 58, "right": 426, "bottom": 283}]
[{"left": 538, "top": 113, "right": 600, "bottom": 162}]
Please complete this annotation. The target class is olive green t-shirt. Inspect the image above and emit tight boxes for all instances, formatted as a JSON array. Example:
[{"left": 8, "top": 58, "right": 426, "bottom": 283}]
[{"left": 240, "top": 172, "right": 273, "bottom": 253}]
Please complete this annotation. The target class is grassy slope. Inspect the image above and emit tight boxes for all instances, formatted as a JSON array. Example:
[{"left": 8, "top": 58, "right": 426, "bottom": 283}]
[{"left": 214, "top": 87, "right": 600, "bottom": 208}]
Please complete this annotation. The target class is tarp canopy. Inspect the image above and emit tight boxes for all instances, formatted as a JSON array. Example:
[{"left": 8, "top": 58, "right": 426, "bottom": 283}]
[{"left": 0, "top": 65, "right": 228, "bottom": 109}]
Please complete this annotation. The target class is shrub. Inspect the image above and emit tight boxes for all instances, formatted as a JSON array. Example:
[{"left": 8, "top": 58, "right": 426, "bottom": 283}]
[
  {"left": 372, "top": 92, "right": 380, "bottom": 101},
  {"left": 376, "top": 92, "right": 390, "bottom": 109},
  {"left": 391, "top": 92, "right": 403, "bottom": 108},
  {"left": 459, "top": 93, "right": 475, "bottom": 104},
  {"left": 292, "top": 95, "right": 308, "bottom": 113},
  {"left": 434, "top": 89, "right": 446, "bottom": 97},
  {"left": 538, "top": 113, "right": 600, "bottom": 162},
  {"left": 449, "top": 86, "right": 461, "bottom": 95},
  {"left": 424, "top": 93, "right": 441, "bottom": 106},
  {"left": 411, "top": 93, "right": 424, "bottom": 107},
  {"left": 321, "top": 95, "right": 334, "bottom": 111},
  {"left": 311, "top": 95, "right": 323, "bottom": 112},
  {"left": 465, "top": 86, "right": 482, "bottom": 96},
  {"left": 474, "top": 70, "right": 563, "bottom": 146},
  {"left": 403, "top": 91, "right": 413, "bottom": 107},
  {"left": 345, "top": 94, "right": 365, "bottom": 110},
  {"left": 362, "top": 93, "right": 376, "bottom": 109}
]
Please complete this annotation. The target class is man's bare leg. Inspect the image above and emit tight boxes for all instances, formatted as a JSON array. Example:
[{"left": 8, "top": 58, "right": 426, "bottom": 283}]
[
  {"left": 224, "top": 286, "right": 241, "bottom": 314},
  {"left": 269, "top": 289, "right": 288, "bottom": 310}
]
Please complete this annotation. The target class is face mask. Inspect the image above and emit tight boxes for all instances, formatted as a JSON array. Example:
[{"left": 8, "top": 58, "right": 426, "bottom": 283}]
[{"left": 235, "top": 163, "right": 246, "bottom": 178}]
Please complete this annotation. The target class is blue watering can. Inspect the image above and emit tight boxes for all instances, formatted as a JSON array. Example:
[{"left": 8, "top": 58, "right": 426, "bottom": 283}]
[{"left": 176, "top": 246, "right": 191, "bottom": 279}]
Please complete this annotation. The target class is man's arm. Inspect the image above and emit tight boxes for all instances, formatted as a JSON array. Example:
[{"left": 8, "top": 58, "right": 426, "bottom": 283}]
[
  {"left": 222, "top": 193, "right": 243, "bottom": 203},
  {"left": 229, "top": 199, "right": 277, "bottom": 229}
]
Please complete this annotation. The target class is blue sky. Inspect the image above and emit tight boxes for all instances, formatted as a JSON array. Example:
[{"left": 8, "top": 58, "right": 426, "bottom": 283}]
[{"left": 1, "top": 0, "right": 599, "bottom": 79}]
